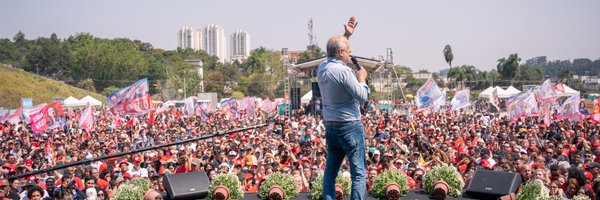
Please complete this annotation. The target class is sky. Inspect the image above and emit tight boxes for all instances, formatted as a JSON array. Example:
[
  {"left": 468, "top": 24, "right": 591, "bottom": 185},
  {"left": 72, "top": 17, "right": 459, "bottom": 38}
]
[{"left": 1, "top": 0, "right": 599, "bottom": 72}]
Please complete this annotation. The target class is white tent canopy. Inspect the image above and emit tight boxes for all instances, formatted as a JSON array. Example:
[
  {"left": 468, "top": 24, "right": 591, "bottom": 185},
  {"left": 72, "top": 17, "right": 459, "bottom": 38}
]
[
  {"left": 80, "top": 95, "right": 102, "bottom": 106},
  {"left": 503, "top": 86, "right": 521, "bottom": 97},
  {"left": 478, "top": 86, "right": 505, "bottom": 99},
  {"left": 301, "top": 91, "right": 312, "bottom": 104},
  {"left": 557, "top": 84, "right": 580, "bottom": 97},
  {"left": 63, "top": 96, "right": 84, "bottom": 107}
]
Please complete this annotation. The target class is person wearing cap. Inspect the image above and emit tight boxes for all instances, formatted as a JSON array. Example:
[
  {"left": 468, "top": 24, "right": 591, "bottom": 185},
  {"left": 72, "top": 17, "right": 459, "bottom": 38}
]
[
  {"left": 128, "top": 156, "right": 148, "bottom": 178},
  {"left": 115, "top": 160, "right": 132, "bottom": 180},
  {"left": 53, "top": 171, "right": 86, "bottom": 200},
  {"left": 476, "top": 148, "right": 496, "bottom": 169},
  {"left": 588, "top": 162, "right": 600, "bottom": 181},
  {"left": 19, "top": 180, "right": 37, "bottom": 200},
  {"left": 189, "top": 158, "right": 202, "bottom": 172}
]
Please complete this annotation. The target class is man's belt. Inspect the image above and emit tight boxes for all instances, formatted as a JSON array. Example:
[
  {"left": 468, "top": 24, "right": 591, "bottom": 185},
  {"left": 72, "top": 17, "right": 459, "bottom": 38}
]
[{"left": 324, "top": 121, "right": 351, "bottom": 125}]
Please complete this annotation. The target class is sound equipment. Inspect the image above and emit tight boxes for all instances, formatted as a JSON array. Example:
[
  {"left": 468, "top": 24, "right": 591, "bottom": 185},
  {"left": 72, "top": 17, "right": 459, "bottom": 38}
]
[
  {"left": 290, "top": 87, "right": 301, "bottom": 109},
  {"left": 311, "top": 82, "right": 321, "bottom": 98},
  {"left": 465, "top": 170, "right": 522, "bottom": 199},
  {"left": 163, "top": 171, "right": 210, "bottom": 200}
]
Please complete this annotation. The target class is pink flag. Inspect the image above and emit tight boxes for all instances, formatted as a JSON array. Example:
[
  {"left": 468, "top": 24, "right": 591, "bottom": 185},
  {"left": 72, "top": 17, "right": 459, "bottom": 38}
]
[
  {"left": 79, "top": 103, "right": 93, "bottom": 131},
  {"left": 537, "top": 79, "right": 558, "bottom": 102},
  {"left": 107, "top": 78, "right": 153, "bottom": 116},
  {"left": 556, "top": 94, "right": 581, "bottom": 121},
  {"left": 489, "top": 88, "right": 500, "bottom": 111},
  {"left": 5, "top": 107, "right": 23, "bottom": 125},
  {"left": 539, "top": 101, "right": 553, "bottom": 126}
]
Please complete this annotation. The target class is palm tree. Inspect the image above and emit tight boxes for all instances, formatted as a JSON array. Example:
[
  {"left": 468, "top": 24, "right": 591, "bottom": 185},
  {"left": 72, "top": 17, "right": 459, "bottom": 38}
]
[
  {"left": 496, "top": 54, "right": 521, "bottom": 85},
  {"left": 443, "top": 45, "right": 454, "bottom": 68}
]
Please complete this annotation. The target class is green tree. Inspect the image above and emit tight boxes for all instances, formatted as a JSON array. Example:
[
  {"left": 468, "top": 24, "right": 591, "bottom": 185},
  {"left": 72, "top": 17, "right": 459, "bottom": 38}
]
[
  {"left": 496, "top": 54, "right": 521, "bottom": 84},
  {"left": 205, "top": 71, "right": 225, "bottom": 97},
  {"left": 447, "top": 65, "right": 481, "bottom": 89},
  {"left": 297, "top": 45, "right": 325, "bottom": 63},
  {"left": 25, "top": 33, "right": 69, "bottom": 77},
  {"left": 77, "top": 78, "right": 96, "bottom": 92},
  {"left": 443, "top": 44, "right": 453, "bottom": 68},
  {"left": 0, "top": 38, "right": 18, "bottom": 63},
  {"left": 245, "top": 73, "right": 276, "bottom": 98}
]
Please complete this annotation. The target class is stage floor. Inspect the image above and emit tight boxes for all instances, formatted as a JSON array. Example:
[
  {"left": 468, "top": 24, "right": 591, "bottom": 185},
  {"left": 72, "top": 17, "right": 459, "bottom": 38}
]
[{"left": 238, "top": 191, "right": 482, "bottom": 200}]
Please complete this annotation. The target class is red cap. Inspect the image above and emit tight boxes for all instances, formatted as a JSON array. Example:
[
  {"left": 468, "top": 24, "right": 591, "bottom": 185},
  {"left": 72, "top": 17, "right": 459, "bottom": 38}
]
[
  {"left": 528, "top": 146, "right": 539, "bottom": 153},
  {"left": 133, "top": 156, "right": 142, "bottom": 163},
  {"left": 480, "top": 159, "right": 492, "bottom": 170},
  {"left": 245, "top": 173, "right": 253, "bottom": 180},
  {"left": 27, "top": 176, "right": 37, "bottom": 181},
  {"left": 123, "top": 173, "right": 131, "bottom": 179},
  {"left": 2, "top": 163, "right": 12, "bottom": 169},
  {"left": 593, "top": 142, "right": 600, "bottom": 148},
  {"left": 119, "top": 161, "right": 130, "bottom": 167}
]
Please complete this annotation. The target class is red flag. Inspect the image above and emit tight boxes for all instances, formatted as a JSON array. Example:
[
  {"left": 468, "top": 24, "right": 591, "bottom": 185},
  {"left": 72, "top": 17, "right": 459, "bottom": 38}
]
[
  {"left": 125, "top": 117, "right": 135, "bottom": 129},
  {"left": 147, "top": 111, "right": 155, "bottom": 126}
]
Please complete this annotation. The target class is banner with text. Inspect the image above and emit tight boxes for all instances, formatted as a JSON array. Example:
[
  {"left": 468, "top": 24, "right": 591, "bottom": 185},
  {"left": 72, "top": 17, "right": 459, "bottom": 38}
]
[
  {"left": 416, "top": 76, "right": 443, "bottom": 109},
  {"left": 107, "top": 78, "right": 153, "bottom": 116},
  {"left": 29, "top": 102, "right": 65, "bottom": 133}
]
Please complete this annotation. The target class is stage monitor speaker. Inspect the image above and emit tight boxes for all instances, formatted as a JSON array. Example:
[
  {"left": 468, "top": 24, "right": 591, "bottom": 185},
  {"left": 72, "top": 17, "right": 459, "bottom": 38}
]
[
  {"left": 163, "top": 171, "right": 209, "bottom": 200},
  {"left": 465, "top": 170, "right": 521, "bottom": 199}
]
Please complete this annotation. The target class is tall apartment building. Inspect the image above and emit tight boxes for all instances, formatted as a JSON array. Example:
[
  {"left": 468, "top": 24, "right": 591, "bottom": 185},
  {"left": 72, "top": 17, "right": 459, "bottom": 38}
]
[
  {"left": 177, "top": 26, "right": 202, "bottom": 50},
  {"left": 202, "top": 24, "right": 226, "bottom": 62},
  {"left": 230, "top": 29, "right": 250, "bottom": 62},
  {"left": 178, "top": 24, "right": 247, "bottom": 63}
]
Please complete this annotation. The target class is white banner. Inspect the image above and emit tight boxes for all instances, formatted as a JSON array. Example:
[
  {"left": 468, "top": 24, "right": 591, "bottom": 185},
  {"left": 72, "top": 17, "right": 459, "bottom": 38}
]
[{"left": 451, "top": 89, "right": 470, "bottom": 111}]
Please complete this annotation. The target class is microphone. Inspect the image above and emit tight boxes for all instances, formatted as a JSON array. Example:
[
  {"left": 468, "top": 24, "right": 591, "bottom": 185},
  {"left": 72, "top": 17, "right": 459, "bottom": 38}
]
[{"left": 351, "top": 56, "right": 361, "bottom": 70}]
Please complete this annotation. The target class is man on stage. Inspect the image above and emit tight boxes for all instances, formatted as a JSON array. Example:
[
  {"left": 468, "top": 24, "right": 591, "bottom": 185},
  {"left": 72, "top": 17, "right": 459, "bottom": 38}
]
[{"left": 317, "top": 16, "right": 369, "bottom": 200}]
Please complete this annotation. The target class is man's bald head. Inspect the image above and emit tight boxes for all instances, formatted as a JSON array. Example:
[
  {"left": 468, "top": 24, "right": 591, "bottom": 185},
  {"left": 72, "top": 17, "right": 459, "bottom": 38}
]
[{"left": 326, "top": 35, "right": 348, "bottom": 59}]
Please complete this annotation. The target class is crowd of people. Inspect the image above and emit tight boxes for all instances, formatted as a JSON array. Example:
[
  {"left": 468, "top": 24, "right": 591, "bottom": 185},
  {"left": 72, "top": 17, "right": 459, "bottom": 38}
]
[{"left": 0, "top": 100, "right": 599, "bottom": 200}]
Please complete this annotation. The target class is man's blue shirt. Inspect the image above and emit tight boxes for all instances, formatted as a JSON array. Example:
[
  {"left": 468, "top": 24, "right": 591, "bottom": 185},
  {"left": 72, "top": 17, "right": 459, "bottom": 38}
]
[{"left": 316, "top": 57, "right": 370, "bottom": 122}]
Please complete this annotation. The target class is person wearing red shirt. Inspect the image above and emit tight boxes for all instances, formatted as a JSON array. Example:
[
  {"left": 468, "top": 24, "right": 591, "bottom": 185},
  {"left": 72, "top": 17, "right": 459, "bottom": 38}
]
[
  {"left": 175, "top": 155, "right": 190, "bottom": 174},
  {"left": 99, "top": 158, "right": 117, "bottom": 175}
]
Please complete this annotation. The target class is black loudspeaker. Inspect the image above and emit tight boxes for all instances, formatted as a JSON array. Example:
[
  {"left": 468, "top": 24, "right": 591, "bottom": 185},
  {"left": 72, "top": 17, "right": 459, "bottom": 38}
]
[
  {"left": 312, "top": 82, "right": 321, "bottom": 98},
  {"left": 163, "top": 171, "right": 210, "bottom": 200},
  {"left": 290, "top": 87, "right": 301, "bottom": 109},
  {"left": 465, "top": 170, "right": 522, "bottom": 199}
]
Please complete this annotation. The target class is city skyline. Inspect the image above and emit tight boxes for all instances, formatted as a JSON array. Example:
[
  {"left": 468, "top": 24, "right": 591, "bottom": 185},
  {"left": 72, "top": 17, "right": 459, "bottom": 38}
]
[{"left": 1, "top": 0, "right": 599, "bottom": 72}]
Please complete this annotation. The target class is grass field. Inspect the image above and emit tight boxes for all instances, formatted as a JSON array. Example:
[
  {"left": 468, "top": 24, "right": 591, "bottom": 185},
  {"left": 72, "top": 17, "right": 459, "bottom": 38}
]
[{"left": 0, "top": 66, "right": 105, "bottom": 108}]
